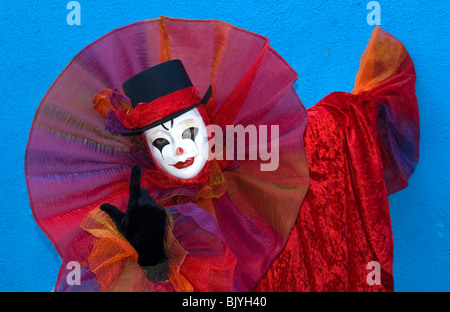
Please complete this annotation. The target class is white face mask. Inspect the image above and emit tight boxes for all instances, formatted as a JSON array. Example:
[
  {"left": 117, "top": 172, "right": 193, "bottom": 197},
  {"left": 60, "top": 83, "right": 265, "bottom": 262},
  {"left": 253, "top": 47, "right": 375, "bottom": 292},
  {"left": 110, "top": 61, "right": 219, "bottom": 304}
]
[{"left": 143, "top": 108, "right": 208, "bottom": 180}]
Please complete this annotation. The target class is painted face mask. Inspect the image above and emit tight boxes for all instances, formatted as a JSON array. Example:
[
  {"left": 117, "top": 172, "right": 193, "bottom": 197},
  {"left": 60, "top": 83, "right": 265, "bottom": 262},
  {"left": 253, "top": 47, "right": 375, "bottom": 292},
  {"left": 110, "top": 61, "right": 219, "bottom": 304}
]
[{"left": 143, "top": 107, "right": 209, "bottom": 180}]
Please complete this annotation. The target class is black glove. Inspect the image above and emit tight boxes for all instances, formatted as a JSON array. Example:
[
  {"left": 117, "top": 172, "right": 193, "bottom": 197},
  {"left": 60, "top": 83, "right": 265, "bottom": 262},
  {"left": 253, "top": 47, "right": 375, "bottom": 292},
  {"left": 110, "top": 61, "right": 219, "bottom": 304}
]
[{"left": 101, "top": 165, "right": 167, "bottom": 267}]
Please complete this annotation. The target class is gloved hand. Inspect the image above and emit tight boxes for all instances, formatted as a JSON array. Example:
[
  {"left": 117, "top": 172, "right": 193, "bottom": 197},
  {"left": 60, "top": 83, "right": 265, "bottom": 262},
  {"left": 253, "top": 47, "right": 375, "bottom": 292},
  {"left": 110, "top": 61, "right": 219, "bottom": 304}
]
[{"left": 101, "top": 165, "right": 167, "bottom": 267}]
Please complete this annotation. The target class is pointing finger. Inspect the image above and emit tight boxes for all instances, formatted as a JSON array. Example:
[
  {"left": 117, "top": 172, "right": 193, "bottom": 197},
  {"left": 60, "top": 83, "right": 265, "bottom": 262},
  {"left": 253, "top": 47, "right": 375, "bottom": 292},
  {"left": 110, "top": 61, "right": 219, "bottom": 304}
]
[{"left": 128, "top": 165, "right": 142, "bottom": 207}]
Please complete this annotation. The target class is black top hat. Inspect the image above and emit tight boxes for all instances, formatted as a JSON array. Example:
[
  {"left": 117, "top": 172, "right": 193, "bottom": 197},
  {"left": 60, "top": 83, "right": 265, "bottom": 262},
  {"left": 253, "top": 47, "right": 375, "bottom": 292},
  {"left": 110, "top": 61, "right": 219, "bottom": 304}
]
[
  {"left": 115, "top": 59, "right": 212, "bottom": 135},
  {"left": 122, "top": 59, "right": 211, "bottom": 108}
]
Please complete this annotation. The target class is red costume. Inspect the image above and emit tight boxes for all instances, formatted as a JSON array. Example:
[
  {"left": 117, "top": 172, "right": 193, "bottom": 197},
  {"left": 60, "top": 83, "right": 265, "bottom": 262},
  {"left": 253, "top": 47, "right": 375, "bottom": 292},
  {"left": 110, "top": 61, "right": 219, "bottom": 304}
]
[{"left": 25, "top": 18, "right": 418, "bottom": 292}]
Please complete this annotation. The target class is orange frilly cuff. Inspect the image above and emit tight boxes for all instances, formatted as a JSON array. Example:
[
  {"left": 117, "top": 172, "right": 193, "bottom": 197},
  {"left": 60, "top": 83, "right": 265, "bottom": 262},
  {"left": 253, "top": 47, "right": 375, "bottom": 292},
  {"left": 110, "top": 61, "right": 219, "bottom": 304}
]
[{"left": 81, "top": 206, "right": 193, "bottom": 292}]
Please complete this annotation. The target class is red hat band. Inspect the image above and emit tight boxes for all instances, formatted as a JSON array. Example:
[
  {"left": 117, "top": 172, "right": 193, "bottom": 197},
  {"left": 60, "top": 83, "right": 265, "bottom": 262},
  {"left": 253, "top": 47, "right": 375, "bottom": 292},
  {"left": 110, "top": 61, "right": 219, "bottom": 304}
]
[{"left": 112, "top": 86, "right": 202, "bottom": 132}]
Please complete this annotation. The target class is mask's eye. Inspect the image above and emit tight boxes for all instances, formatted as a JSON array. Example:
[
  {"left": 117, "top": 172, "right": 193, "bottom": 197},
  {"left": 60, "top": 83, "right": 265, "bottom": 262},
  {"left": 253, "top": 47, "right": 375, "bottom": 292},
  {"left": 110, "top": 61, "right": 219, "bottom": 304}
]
[
  {"left": 152, "top": 138, "right": 170, "bottom": 153},
  {"left": 182, "top": 127, "right": 198, "bottom": 141}
]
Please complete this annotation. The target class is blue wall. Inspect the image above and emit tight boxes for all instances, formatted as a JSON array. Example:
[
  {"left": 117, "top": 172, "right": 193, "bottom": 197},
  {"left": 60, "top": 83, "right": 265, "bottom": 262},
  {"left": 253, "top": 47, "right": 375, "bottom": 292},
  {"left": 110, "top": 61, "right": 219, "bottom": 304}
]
[{"left": 1, "top": 0, "right": 448, "bottom": 291}]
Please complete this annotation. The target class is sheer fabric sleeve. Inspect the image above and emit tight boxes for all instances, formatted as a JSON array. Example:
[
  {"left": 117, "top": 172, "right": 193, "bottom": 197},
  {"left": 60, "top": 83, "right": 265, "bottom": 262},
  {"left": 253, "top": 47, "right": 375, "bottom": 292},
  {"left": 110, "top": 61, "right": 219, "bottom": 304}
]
[{"left": 352, "top": 26, "right": 420, "bottom": 195}]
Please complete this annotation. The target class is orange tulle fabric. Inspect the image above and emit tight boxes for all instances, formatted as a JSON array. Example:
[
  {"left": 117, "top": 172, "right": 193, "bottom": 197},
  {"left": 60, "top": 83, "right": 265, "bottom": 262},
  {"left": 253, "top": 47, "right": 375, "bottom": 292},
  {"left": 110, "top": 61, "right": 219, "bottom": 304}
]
[
  {"left": 81, "top": 206, "right": 193, "bottom": 292},
  {"left": 352, "top": 27, "right": 407, "bottom": 94},
  {"left": 93, "top": 88, "right": 130, "bottom": 118}
]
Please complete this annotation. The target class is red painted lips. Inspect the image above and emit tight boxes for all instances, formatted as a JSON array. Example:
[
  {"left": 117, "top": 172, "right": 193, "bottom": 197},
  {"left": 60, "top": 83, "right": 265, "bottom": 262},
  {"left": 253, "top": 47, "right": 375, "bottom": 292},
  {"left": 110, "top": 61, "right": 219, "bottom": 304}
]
[{"left": 170, "top": 155, "right": 197, "bottom": 169}]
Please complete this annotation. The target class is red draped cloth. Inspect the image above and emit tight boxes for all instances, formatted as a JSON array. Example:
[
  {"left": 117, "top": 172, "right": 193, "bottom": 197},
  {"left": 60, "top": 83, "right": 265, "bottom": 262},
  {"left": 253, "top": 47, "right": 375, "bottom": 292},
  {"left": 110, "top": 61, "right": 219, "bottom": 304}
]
[{"left": 255, "top": 27, "right": 419, "bottom": 292}]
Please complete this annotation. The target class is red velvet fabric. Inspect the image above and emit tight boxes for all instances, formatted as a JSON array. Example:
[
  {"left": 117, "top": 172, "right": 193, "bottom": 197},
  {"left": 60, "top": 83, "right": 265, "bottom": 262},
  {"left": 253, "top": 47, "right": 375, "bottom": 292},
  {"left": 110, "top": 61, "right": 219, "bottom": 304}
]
[{"left": 255, "top": 92, "right": 392, "bottom": 291}]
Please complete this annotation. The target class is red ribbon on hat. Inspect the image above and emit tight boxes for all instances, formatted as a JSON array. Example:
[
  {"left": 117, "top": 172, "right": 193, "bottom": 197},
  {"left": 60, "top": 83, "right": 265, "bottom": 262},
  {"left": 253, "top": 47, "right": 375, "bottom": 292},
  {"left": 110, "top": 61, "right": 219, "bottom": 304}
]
[{"left": 109, "top": 86, "right": 202, "bottom": 130}]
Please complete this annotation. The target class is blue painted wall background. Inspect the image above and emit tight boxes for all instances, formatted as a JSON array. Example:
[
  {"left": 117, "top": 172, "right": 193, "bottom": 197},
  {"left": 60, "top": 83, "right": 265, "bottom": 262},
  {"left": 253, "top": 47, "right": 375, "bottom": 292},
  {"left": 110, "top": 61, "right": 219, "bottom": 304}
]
[{"left": 0, "top": 0, "right": 448, "bottom": 291}]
